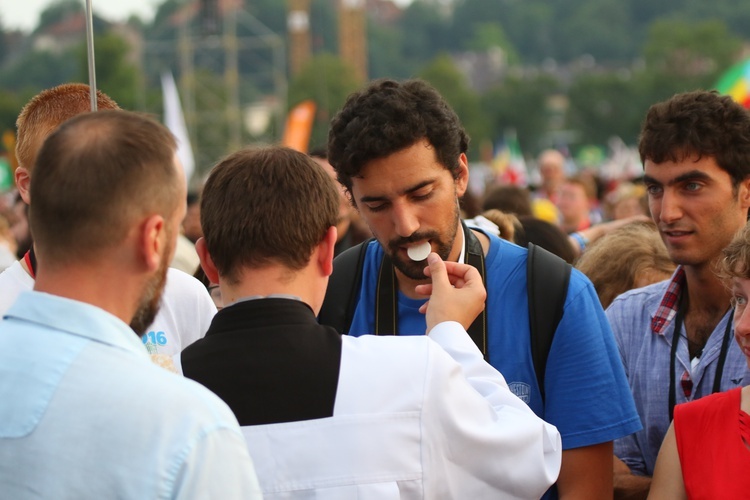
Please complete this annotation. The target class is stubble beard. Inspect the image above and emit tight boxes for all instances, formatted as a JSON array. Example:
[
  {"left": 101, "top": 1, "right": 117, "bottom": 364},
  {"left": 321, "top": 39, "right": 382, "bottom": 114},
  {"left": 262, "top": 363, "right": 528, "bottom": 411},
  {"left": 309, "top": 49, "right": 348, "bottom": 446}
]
[
  {"left": 385, "top": 203, "right": 460, "bottom": 281},
  {"left": 130, "top": 254, "right": 169, "bottom": 336}
]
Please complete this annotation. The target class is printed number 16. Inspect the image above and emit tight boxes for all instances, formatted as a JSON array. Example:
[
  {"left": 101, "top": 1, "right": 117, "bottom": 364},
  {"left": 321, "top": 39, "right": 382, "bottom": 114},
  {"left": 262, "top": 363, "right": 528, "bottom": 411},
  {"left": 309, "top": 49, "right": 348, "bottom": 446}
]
[{"left": 142, "top": 331, "right": 167, "bottom": 345}]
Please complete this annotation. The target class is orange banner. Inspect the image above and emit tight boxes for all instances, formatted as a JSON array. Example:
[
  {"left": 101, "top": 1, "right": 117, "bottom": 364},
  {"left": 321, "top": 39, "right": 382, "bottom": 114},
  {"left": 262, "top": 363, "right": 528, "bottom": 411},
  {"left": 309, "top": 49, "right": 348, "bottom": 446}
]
[{"left": 281, "top": 100, "right": 316, "bottom": 153}]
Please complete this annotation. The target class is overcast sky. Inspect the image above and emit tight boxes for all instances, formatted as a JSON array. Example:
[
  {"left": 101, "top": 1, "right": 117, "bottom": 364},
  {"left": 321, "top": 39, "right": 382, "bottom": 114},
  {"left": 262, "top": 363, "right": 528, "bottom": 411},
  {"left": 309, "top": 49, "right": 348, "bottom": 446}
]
[
  {"left": 2, "top": 0, "right": 412, "bottom": 32},
  {"left": 2, "top": 0, "right": 161, "bottom": 31}
]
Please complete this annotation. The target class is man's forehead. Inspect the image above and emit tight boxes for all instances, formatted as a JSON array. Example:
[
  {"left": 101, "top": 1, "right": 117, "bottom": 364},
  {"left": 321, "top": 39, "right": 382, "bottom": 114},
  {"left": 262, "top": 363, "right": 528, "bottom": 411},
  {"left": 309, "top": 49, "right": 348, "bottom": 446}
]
[{"left": 643, "top": 156, "right": 732, "bottom": 186}]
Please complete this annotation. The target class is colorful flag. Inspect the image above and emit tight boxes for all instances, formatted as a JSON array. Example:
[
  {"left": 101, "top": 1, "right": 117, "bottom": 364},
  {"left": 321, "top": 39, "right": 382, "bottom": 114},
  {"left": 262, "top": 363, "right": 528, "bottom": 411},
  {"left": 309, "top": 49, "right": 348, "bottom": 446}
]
[
  {"left": 715, "top": 58, "right": 750, "bottom": 109},
  {"left": 491, "top": 129, "right": 528, "bottom": 186},
  {"left": 0, "top": 157, "right": 11, "bottom": 191}
]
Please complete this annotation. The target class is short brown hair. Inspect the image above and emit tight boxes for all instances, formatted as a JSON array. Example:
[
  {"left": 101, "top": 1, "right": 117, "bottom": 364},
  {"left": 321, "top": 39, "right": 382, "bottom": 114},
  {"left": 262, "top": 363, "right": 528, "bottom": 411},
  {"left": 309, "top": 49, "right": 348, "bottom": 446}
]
[
  {"left": 482, "top": 185, "right": 533, "bottom": 216},
  {"left": 201, "top": 146, "right": 339, "bottom": 282},
  {"left": 639, "top": 90, "right": 750, "bottom": 188},
  {"left": 30, "top": 110, "right": 179, "bottom": 265},
  {"left": 565, "top": 175, "right": 597, "bottom": 201},
  {"left": 16, "top": 83, "right": 120, "bottom": 172},
  {"left": 576, "top": 220, "right": 675, "bottom": 308},
  {"left": 719, "top": 221, "right": 750, "bottom": 280}
]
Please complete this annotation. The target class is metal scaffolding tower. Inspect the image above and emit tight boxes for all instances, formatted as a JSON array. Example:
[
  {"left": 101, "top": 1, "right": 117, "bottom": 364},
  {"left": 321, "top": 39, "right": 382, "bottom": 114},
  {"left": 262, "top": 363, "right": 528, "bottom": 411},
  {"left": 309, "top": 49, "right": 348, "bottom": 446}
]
[{"left": 143, "top": 0, "right": 287, "bottom": 182}]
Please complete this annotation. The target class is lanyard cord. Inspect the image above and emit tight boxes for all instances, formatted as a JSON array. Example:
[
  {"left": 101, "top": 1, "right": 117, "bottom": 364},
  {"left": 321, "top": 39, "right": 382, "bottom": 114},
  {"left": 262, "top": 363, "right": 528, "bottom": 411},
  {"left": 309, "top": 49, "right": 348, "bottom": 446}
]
[
  {"left": 668, "top": 293, "right": 733, "bottom": 421},
  {"left": 374, "top": 221, "right": 488, "bottom": 359}
]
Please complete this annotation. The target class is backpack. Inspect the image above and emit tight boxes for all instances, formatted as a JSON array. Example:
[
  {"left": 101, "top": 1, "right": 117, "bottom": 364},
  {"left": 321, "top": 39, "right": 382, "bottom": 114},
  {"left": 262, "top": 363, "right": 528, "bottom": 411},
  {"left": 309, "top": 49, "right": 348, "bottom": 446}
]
[{"left": 318, "top": 238, "right": 571, "bottom": 403}]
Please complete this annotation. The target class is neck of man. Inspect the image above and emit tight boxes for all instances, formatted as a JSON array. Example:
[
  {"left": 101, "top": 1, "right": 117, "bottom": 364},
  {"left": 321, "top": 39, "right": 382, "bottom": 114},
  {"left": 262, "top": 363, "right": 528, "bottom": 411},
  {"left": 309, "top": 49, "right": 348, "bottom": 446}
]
[
  {"left": 682, "top": 261, "right": 732, "bottom": 347},
  {"left": 220, "top": 265, "right": 317, "bottom": 312},
  {"left": 33, "top": 260, "right": 141, "bottom": 328}
]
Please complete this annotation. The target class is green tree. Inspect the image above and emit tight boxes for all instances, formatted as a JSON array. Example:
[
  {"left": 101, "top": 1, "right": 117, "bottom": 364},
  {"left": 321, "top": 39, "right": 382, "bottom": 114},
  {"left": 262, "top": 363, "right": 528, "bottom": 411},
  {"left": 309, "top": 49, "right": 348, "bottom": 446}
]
[
  {"left": 287, "top": 53, "right": 361, "bottom": 149},
  {"left": 76, "top": 32, "right": 141, "bottom": 110},
  {"left": 501, "top": 1, "right": 555, "bottom": 64},
  {"left": 310, "top": 0, "right": 338, "bottom": 54},
  {"left": 557, "top": 0, "right": 634, "bottom": 63},
  {"left": 418, "top": 54, "right": 488, "bottom": 159},
  {"left": 34, "top": 0, "right": 83, "bottom": 34},
  {"left": 464, "top": 23, "right": 519, "bottom": 65},
  {"left": 0, "top": 89, "right": 28, "bottom": 134},
  {"left": 566, "top": 71, "right": 646, "bottom": 146},
  {"left": 639, "top": 18, "right": 743, "bottom": 104},
  {"left": 398, "top": 0, "right": 452, "bottom": 64},
  {"left": 0, "top": 48, "right": 77, "bottom": 91},
  {"left": 367, "top": 23, "right": 412, "bottom": 79},
  {"left": 481, "top": 73, "right": 561, "bottom": 154}
]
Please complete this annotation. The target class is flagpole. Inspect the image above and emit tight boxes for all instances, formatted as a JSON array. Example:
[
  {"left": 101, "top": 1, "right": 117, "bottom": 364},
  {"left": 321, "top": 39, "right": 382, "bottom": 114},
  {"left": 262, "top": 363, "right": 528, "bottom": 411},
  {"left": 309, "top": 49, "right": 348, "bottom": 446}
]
[{"left": 84, "top": 0, "right": 97, "bottom": 111}]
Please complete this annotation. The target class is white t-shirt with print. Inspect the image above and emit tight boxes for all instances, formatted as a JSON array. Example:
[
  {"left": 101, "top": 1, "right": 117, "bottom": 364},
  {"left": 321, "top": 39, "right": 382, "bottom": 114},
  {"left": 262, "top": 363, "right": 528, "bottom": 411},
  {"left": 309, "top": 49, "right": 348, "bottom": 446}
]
[{"left": 0, "top": 261, "right": 215, "bottom": 357}]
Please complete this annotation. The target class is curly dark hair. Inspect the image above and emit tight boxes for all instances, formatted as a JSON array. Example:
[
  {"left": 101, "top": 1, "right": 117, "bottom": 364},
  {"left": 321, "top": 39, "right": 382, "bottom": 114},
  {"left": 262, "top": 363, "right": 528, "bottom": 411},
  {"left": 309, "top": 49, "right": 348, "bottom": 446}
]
[
  {"left": 327, "top": 78, "right": 469, "bottom": 195},
  {"left": 638, "top": 90, "right": 750, "bottom": 188}
]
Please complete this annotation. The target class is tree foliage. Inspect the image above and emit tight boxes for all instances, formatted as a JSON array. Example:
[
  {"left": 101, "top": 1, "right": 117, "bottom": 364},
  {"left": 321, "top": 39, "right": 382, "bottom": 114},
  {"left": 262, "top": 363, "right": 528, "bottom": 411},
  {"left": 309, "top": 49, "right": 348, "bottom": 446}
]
[
  {"left": 77, "top": 32, "right": 140, "bottom": 110},
  {"left": 418, "top": 54, "right": 489, "bottom": 159},
  {"left": 288, "top": 53, "right": 361, "bottom": 149},
  {"left": 481, "top": 73, "right": 561, "bottom": 153},
  {"left": 1, "top": 0, "right": 749, "bottom": 166}
]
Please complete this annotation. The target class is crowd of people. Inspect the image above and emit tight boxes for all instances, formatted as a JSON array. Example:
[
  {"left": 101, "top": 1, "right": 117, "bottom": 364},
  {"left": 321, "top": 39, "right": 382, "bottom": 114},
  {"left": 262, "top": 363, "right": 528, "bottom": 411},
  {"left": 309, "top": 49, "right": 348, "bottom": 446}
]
[{"left": 0, "top": 78, "right": 749, "bottom": 499}]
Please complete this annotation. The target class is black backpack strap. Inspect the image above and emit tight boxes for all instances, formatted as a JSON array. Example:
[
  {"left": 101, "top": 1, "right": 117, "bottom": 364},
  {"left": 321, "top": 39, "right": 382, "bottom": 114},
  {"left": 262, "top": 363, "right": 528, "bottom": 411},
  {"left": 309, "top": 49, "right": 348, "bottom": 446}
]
[
  {"left": 463, "top": 223, "right": 488, "bottom": 361},
  {"left": 318, "top": 238, "right": 373, "bottom": 334},
  {"left": 373, "top": 221, "right": 488, "bottom": 359},
  {"left": 527, "top": 243, "right": 571, "bottom": 403}
]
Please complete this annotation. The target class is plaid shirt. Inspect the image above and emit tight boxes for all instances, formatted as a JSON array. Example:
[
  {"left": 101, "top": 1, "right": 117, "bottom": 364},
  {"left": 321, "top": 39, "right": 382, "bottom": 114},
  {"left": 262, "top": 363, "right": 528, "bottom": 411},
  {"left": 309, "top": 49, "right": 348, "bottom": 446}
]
[
  {"left": 650, "top": 267, "right": 685, "bottom": 335},
  {"left": 650, "top": 268, "right": 696, "bottom": 397},
  {"left": 606, "top": 268, "right": 749, "bottom": 475}
]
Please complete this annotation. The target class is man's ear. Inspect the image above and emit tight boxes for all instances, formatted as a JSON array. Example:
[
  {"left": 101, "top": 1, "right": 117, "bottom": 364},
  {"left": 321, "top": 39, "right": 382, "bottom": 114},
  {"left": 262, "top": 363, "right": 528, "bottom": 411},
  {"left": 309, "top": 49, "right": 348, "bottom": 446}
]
[
  {"left": 195, "top": 237, "right": 220, "bottom": 284},
  {"left": 140, "top": 214, "right": 165, "bottom": 273},
  {"left": 317, "top": 226, "right": 337, "bottom": 277},
  {"left": 15, "top": 168, "right": 31, "bottom": 205},
  {"left": 739, "top": 177, "right": 750, "bottom": 209},
  {"left": 455, "top": 153, "right": 470, "bottom": 198}
]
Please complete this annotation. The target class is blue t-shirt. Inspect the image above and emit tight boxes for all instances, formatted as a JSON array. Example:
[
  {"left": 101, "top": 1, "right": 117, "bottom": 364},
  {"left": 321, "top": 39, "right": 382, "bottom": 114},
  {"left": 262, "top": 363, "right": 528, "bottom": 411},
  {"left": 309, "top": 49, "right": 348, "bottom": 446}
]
[{"left": 347, "top": 233, "right": 641, "bottom": 497}]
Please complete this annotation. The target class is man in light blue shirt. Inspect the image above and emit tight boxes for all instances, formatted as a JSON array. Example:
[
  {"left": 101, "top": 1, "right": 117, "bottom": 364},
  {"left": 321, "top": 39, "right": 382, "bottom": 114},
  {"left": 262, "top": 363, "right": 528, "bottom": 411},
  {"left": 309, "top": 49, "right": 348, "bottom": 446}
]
[
  {"left": 608, "top": 90, "right": 750, "bottom": 498},
  {"left": 0, "top": 110, "right": 262, "bottom": 499},
  {"left": 607, "top": 271, "right": 749, "bottom": 475}
]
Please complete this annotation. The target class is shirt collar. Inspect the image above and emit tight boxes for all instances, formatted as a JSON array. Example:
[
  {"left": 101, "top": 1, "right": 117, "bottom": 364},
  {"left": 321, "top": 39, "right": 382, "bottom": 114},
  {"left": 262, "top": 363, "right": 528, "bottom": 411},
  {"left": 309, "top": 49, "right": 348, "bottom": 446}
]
[
  {"left": 651, "top": 266, "right": 686, "bottom": 336},
  {"left": 4, "top": 291, "right": 149, "bottom": 358}
]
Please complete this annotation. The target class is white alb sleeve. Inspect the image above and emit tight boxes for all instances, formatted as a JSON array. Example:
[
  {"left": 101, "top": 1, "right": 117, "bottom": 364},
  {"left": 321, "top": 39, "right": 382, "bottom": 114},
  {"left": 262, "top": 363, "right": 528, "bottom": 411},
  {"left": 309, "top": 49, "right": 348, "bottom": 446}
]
[{"left": 423, "top": 321, "right": 562, "bottom": 499}]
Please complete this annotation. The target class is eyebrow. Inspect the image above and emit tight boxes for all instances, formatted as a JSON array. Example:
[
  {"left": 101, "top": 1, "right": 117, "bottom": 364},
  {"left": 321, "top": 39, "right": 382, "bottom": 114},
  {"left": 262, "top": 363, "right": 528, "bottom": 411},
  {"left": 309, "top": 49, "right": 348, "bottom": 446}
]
[
  {"left": 359, "top": 179, "right": 435, "bottom": 204},
  {"left": 642, "top": 169, "right": 713, "bottom": 187}
]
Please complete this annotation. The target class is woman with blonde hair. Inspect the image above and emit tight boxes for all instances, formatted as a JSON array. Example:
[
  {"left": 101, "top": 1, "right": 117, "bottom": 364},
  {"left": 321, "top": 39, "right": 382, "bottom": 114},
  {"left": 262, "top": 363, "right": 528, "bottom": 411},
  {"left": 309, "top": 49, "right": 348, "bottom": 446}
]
[{"left": 576, "top": 220, "right": 675, "bottom": 308}]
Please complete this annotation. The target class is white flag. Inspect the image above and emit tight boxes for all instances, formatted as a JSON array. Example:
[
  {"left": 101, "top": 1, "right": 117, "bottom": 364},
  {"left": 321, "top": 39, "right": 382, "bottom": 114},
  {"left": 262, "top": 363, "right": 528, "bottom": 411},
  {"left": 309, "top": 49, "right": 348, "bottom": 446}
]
[{"left": 161, "top": 71, "right": 195, "bottom": 185}]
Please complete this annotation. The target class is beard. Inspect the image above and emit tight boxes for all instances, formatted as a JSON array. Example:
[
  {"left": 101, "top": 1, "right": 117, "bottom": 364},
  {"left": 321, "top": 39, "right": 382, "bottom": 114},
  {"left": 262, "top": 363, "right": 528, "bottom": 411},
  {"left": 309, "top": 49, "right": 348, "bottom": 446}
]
[
  {"left": 386, "top": 203, "right": 460, "bottom": 280},
  {"left": 130, "top": 255, "right": 169, "bottom": 336}
]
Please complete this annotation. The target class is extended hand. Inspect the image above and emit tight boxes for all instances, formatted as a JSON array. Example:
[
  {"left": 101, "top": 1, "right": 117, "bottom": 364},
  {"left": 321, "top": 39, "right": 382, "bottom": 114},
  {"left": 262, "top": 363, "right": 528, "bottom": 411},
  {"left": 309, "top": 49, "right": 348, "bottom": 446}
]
[{"left": 415, "top": 253, "right": 487, "bottom": 333}]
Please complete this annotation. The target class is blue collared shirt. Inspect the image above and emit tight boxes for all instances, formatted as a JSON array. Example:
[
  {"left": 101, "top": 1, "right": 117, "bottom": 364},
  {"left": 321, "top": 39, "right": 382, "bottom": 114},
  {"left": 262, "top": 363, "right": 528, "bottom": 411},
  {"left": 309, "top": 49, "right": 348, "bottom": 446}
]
[
  {"left": 0, "top": 291, "right": 262, "bottom": 499},
  {"left": 606, "top": 271, "right": 750, "bottom": 476}
]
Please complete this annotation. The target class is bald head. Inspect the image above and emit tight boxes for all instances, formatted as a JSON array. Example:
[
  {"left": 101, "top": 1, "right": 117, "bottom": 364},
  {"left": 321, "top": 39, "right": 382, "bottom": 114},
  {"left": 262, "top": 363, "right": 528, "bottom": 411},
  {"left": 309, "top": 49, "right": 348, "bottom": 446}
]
[
  {"left": 30, "top": 110, "right": 181, "bottom": 266},
  {"left": 537, "top": 149, "right": 566, "bottom": 194},
  {"left": 538, "top": 149, "right": 565, "bottom": 177}
]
